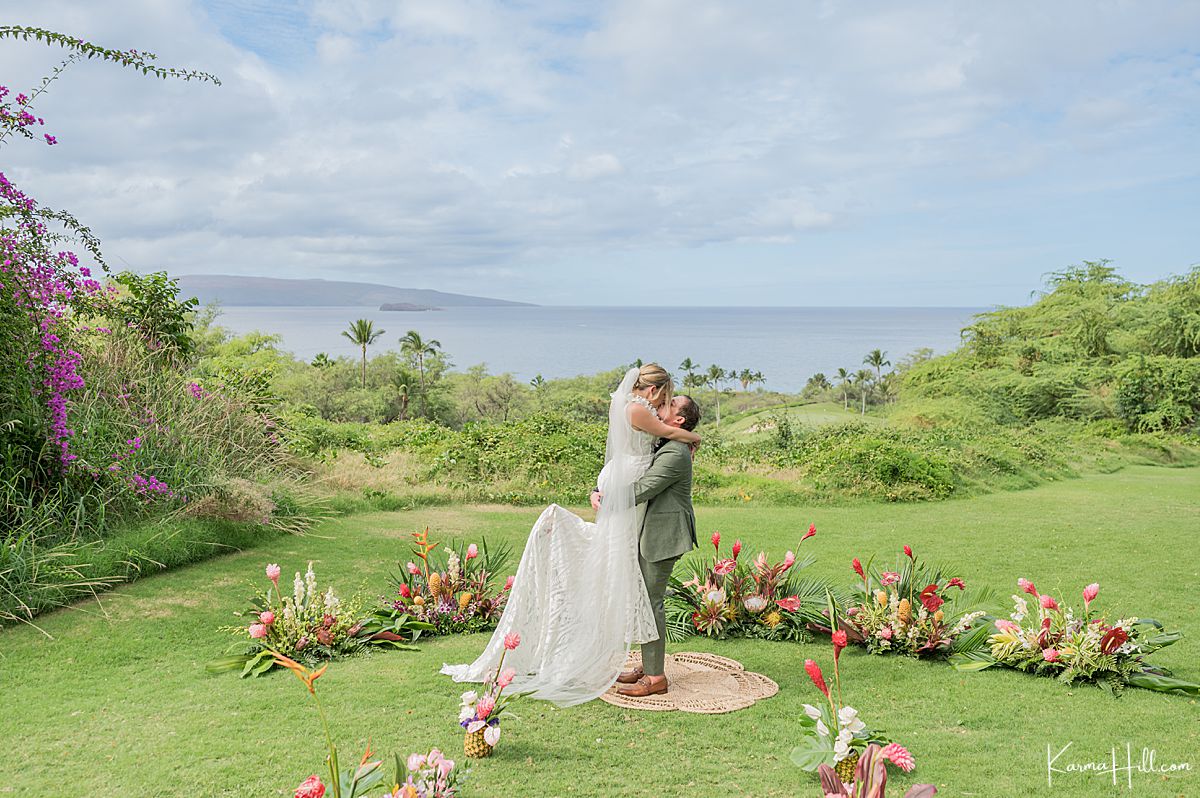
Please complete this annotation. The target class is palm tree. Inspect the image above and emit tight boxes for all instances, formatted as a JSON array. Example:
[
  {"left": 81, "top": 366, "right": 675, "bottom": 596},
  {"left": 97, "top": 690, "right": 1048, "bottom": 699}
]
[
  {"left": 679, "top": 357, "right": 698, "bottom": 386},
  {"left": 530, "top": 374, "right": 546, "bottom": 392},
  {"left": 855, "top": 368, "right": 875, "bottom": 415},
  {"left": 836, "top": 367, "right": 851, "bottom": 410},
  {"left": 341, "top": 319, "right": 385, "bottom": 388},
  {"left": 399, "top": 330, "right": 442, "bottom": 415},
  {"left": 310, "top": 352, "right": 334, "bottom": 369},
  {"left": 704, "top": 364, "right": 727, "bottom": 427},
  {"left": 864, "top": 349, "right": 890, "bottom": 380}
]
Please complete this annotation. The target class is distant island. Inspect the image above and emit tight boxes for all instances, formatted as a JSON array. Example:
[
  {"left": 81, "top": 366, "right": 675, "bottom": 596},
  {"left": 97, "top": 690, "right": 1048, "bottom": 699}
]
[
  {"left": 380, "top": 302, "right": 439, "bottom": 312},
  {"left": 177, "top": 274, "right": 535, "bottom": 308}
]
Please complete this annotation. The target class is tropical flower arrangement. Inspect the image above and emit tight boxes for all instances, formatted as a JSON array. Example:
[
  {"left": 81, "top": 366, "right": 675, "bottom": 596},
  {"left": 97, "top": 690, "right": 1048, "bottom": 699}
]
[
  {"left": 949, "top": 578, "right": 1200, "bottom": 696},
  {"left": 459, "top": 631, "right": 527, "bottom": 758},
  {"left": 791, "top": 598, "right": 918, "bottom": 783},
  {"left": 270, "top": 651, "right": 467, "bottom": 798},
  {"left": 388, "top": 529, "right": 514, "bottom": 636},
  {"left": 665, "top": 526, "right": 833, "bottom": 642},
  {"left": 209, "top": 561, "right": 429, "bottom": 678},
  {"left": 840, "top": 546, "right": 991, "bottom": 658},
  {"left": 814, "top": 744, "right": 936, "bottom": 798}
]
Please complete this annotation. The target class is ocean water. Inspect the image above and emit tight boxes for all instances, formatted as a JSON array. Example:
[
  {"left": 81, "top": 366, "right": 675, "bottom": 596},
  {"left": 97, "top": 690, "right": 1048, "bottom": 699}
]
[{"left": 214, "top": 305, "right": 987, "bottom": 393}]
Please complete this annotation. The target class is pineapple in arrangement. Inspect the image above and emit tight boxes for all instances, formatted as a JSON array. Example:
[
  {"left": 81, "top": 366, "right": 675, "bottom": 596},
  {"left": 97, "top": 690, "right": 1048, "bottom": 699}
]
[
  {"left": 834, "top": 751, "right": 860, "bottom": 783},
  {"left": 463, "top": 727, "right": 493, "bottom": 758}
]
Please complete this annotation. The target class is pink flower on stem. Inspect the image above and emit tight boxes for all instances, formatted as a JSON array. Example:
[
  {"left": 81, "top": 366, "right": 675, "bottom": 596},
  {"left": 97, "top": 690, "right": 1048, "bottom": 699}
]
[
  {"left": 711, "top": 531, "right": 721, "bottom": 551},
  {"left": 1083, "top": 583, "right": 1099, "bottom": 607},
  {"left": 266, "top": 563, "right": 281, "bottom": 585},
  {"left": 248, "top": 623, "right": 268, "bottom": 639},
  {"left": 504, "top": 575, "right": 514, "bottom": 591},
  {"left": 732, "top": 539, "right": 743, "bottom": 559},
  {"left": 1043, "top": 648, "right": 1060, "bottom": 663},
  {"left": 880, "top": 571, "right": 900, "bottom": 586},
  {"left": 466, "top": 544, "right": 479, "bottom": 560},
  {"left": 831, "top": 630, "right": 847, "bottom": 661},
  {"left": 406, "top": 753, "right": 426, "bottom": 772},
  {"left": 903, "top": 545, "right": 913, "bottom": 559},
  {"left": 497, "top": 668, "right": 516, "bottom": 689},
  {"left": 1018, "top": 578, "right": 1038, "bottom": 597},
  {"left": 947, "top": 577, "right": 966, "bottom": 590},
  {"left": 398, "top": 583, "right": 412, "bottom": 598},
  {"left": 437, "top": 758, "right": 455, "bottom": 777},
  {"left": 259, "top": 611, "right": 275, "bottom": 625},
  {"left": 803, "top": 523, "right": 817, "bottom": 542},
  {"left": 294, "top": 775, "right": 326, "bottom": 798},
  {"left": 713, "top": 558, "right": 736, "bottom": 576},
  {"left": 852, "top": 558, "right": 864, "bottom": 579},
  {"left": 753, "top": 551, "right": 768, "bottom": 574},
  {"left": 504, "top": 632, "right": 521, "bottom": 650},
  {"left": 995, "top": 619, "right": 1020, "bottom": 634},
  {"left": 881, "top": 743, "right": 915, "bottom": 773},
  {"left": 1040, "top": 594, "right": 1059, "bottom": 611},
  {"left": 407, "top": 561, "right": 421, "bottom": 576},
  {"left": 782, "top": 550, "right": 796, "bottom": 570},
  {"left": 475, "top": 695, "right": 496, "bottom": 719},
  {"left": 804, "top": 659, "right": 829, "bottom": 698}
]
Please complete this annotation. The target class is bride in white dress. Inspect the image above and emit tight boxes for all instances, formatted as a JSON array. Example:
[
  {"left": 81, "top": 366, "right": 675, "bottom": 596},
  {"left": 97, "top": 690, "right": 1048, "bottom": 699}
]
[{"left": 441, "top": 364, "right": 702, "bottom": 706}]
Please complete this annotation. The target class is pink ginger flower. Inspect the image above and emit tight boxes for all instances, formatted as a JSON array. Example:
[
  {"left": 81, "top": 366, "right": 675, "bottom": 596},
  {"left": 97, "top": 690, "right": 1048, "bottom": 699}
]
[
  {"left": 1043, "top": 648, "right": 1060, "bottom": 662},
  {"left": 732, "top": 539, "right": 743, "bottom": 559},
  {"left": 1040, "top": 594, "right": 1059, "bottom": 610},
  {"left": 803, "top": 523, "right": 817, "bottom": 541},
  {"left": 1018, "top": 578, "right": 1038, "bottom": 596},
  {"left": 753, "top": 551, "right": 769, "bottom": 574},
  {"left": 782, "top": 550, "right": 796, "bottom": 570},
  {"left": 504, "top": 575, "right": 514, "bottom": 591},
  {"left": 466, "top": 544, "right": 479, "bottom": 560},
  {"left": 266, "top": 563, "right": 281, "bottom": 585},
  {"left": 259, "top": 611, "right": 275, "bottom": 625},
  {"left": 497, "top": 668, "right": 516, "bottom": 689},
  {"left": 475, "top": 695, "right": 496, "bottom": 719},
  {"left": 881, "top": 743, "right": 915, "bottom": 773},
  {"left": 995, "top": 619, "right": 1020, "bottom": 634},
  {"left": 1083, "top": 583, "right": 1099, "bottom": 606},
  {"left": 407, "top": 561, "right": 421, "bottom": 575},
  {"left": 880, "top": 571, "right": 900, "bottom": 586},
  {"left": 504, "top": 632, "right": 521, "bottom": 650},
  {"left": 248, "top": 623, "right": 268, "bottom": 639},
  {"left": 713, "top": 558, "right": 736, "bottom": 576},
  {"left": 947, "top": 577, "right": 966, "bottom": 591},
  {"left": 294, "top": 775, "right": 326, "bottom": 798}
]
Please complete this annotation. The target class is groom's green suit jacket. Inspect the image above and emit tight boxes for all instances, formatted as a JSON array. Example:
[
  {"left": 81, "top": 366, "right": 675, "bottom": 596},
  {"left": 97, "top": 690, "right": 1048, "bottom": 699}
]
[{"left": 633, "top": 439, "right": 697, "bottom": 563}]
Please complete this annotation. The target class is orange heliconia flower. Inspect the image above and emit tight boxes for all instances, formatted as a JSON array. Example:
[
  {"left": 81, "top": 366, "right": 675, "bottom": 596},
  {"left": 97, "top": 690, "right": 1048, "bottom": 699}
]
[{"left": 268, "top": 649, "right": 327, "bottom": 694}]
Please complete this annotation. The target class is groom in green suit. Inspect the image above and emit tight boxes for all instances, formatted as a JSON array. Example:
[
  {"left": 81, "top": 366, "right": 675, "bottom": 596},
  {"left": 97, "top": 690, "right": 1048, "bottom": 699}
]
[{"left": 617, "top": 394, "right": 701, "bottom": 697}]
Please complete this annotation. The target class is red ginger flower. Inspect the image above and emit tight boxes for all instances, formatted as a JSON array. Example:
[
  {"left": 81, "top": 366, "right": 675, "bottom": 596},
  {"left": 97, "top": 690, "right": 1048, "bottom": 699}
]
[
  {"left": 803, "top": 523, "right": 816, "bottom": 541},
  {"left": 804, "top": 659, "right": 829, "bottom": 698},
  {"left": 1083, "top": 583, "right": 1099, "bottom": 605},
  {"left": 732, "top": 539, "right": 743, "bottom": 559},
  {"left": 881, "top": 743, "right": 915, "bottom": 773},
  {"left": 711, "top": 531, "right": 721, "bottom": 551},
  {"left": 1039, "top": 594, "right": 1058, "bottom": 611},
  {"left": 831, "top": 630, "right": 847, "bottom": 661},
  {"left": 947, "top": 577, "right": 966, "bottom": 591},
  {"left": 1018, "top": 578, "right": 1038, "bottom": 596},
  {"left": 295, "top": 776, "right": 325, "bottom": 798},
  {"left": 852, "top": 558, "right": 864, "bottom": 578},
  {"left": 903, "top": 545, "right": 913, "bottom": 559}
]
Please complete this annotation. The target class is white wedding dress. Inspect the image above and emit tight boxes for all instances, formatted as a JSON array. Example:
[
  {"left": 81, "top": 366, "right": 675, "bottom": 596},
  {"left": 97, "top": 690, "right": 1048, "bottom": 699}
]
[{"left": 441, "top": 367, "right": 659, "bottom": 706}]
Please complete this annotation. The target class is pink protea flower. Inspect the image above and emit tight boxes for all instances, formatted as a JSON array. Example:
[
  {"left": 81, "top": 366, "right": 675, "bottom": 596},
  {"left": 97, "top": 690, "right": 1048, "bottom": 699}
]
[
  {"left": 1040, "top": 594, "right": 1059, "bottom": 610},
  {"left": 294, "top": 775, "right": 326, "bottom": 798},
  {"left": 1083, "top": 583, "right": 1099, "bottom": 606},
  {"left": 995, "top": 619, "right": 1020, "bottom": 634},
  {"left": 466, "top": 544, "right": 479, "bottom": 560},
  {"left": 879, "top": 626, "right": 894, "bottom": 640},
  {"left": 782, "top": 550, "right": 796, "bottom": 570},
  {"left": 804, "top": 659, "right": 829, "bottom": 698},
  {"left": 881, "top": 743, "right": 915, "bottom": 773},
  {"left": 880, "top": 571, "right": 900, "bottom": 586},
  {"left": 903, "top": 545, "right": 913, "bottom": 559},
  {"left": 504, "top": 632, "right": 521, "bottom": 650},
  {"left": 248, "top": 623, "right": 268, "bottom": 639},
  {"left": 407, "top": 561, "right": 421, "bottom": 576},
  {"left": 713, "top": 558, "right": 736, "bottom": 576},
  {"left": 776, "top": 595, "right": 801, "bottom": 612},
  {"left": 732, "top": 539, "right": 743, "bottom": 559},
  {"left": 259, "top": 611, "right": 275, "bottom": 625},
  {"left": 1018, "top": 578, "right": 1038, "bottom": 596},
  {"left": 475, "top": 695, "right": 496, "bottom": 719},
  {"left": 497, "top": 668, "right": 516, "bottom": 689},
  {"left": 711, "top": 531, "right": 721, "bottom": 551},
  {"left": 266, "top": 563, "right": 281, "bottom": 585},
  {"left": 504, "top": 575, "right": 514, "bottom": 591}
]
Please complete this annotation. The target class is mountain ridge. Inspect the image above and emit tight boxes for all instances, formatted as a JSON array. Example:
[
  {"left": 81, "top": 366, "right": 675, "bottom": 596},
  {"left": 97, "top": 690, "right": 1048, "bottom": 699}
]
[{"left": 177, "top": 274, "right": 534, "bottom": 308}]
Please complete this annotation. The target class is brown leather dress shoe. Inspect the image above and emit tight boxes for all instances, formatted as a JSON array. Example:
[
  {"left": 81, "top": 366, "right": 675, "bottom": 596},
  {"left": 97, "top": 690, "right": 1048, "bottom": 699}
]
[
  {"left": 617, "top": 675, "right": 668, "bottom": 697},
  {"left": 616, "top": 667, "right": 644, "bottom": 684}
]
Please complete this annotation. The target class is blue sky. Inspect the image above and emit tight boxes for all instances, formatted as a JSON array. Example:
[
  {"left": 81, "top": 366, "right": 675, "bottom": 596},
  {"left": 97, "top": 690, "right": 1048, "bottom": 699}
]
[{"left": 3, "top": 1, "right": 1198, "bottom": 306}]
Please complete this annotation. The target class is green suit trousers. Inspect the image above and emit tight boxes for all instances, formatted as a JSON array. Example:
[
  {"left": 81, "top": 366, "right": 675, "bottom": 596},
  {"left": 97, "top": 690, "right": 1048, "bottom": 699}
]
[{"left": 638, "top": 552, "right": 680, "bottom": 676}]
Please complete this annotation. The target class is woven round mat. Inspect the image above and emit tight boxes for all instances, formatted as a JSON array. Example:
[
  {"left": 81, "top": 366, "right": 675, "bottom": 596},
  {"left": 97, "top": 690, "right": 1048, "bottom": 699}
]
[{"left": 599, "top": 651, "right": 778, "bottom": 714}]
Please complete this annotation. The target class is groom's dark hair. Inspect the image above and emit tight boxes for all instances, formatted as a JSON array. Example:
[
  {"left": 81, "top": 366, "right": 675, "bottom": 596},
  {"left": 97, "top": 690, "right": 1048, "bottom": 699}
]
[{"left": 677, "top": 395, "right": 701, "bottom": 431}]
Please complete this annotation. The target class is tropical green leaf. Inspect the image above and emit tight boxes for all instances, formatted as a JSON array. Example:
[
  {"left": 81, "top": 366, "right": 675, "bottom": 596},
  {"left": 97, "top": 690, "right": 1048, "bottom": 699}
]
[
  {"left": 1126, "top": 670, "right": 1200, "bottom": 696},
  {"left": 949, "top": 651, "right": 998, "bottom": 671},
  {"left": 789, "top": 735, "right": 836, "bottom": 772}
]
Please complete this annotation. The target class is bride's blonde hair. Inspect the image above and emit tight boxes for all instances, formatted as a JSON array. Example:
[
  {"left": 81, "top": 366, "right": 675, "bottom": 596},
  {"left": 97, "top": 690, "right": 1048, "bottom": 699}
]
[{"left": 633, "top": 363, "right": 673, "bottom": 410}]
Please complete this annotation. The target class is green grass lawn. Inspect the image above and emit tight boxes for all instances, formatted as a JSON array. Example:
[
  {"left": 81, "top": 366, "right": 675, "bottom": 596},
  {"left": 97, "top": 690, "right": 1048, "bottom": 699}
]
[
  {"left": 721, "top": 401, "right": 882, "bottom": 437},
  {"left": 2, "top": 466, "right": 1198, "bottom": 797}
]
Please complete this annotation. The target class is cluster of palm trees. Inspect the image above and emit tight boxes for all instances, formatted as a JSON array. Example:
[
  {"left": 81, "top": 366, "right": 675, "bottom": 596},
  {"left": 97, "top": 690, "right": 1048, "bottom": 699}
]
[
  {"left": 822, "top": 348, "right": 893, "bottom": 414},
  {"left": 676, "top": 358, "right": 765, "bottom": 427},
  {"left": 328, "top": 320, "right": 444, "bottom": 417}
]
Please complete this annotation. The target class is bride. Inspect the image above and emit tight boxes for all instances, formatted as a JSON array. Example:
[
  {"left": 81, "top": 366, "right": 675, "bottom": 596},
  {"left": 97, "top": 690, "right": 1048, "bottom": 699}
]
[{"left": 441, "top": 363, "right": 701, "bottom": 706}]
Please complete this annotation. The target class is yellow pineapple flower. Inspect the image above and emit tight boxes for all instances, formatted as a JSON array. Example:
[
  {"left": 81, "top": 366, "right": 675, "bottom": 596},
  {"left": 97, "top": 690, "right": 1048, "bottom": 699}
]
[
  {"left": 413, "top": 595, "right": 425, "bottom": 607},
  {"left": 427, "top": 572, "right": 442, "bottom": 597},
  {"left": 458, "top": 592, "right": 472, "bottom": 611},
  {"left": 898, "top": 598, "right": 912, "bottom": 623},
  {"left": 764, "top": 611, "right": 782, "bottom": 628},
  {"left": 875, "top": 590, "right": 888, "bottom": 607},
  {"left": 934, "top": 609, "right": 945, "bottom": 623}
]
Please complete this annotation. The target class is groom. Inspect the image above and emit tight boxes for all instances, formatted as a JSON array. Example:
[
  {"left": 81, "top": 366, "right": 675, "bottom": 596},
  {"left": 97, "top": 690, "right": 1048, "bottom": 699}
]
[{"left": 603, "top": 394, "right": 702, "bottom": 697}]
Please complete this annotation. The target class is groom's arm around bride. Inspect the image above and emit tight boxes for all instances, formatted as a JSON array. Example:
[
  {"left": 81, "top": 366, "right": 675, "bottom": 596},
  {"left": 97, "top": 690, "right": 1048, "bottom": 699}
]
[{"left": 618, "top": 395, "right": 701, "bottom": 697}]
